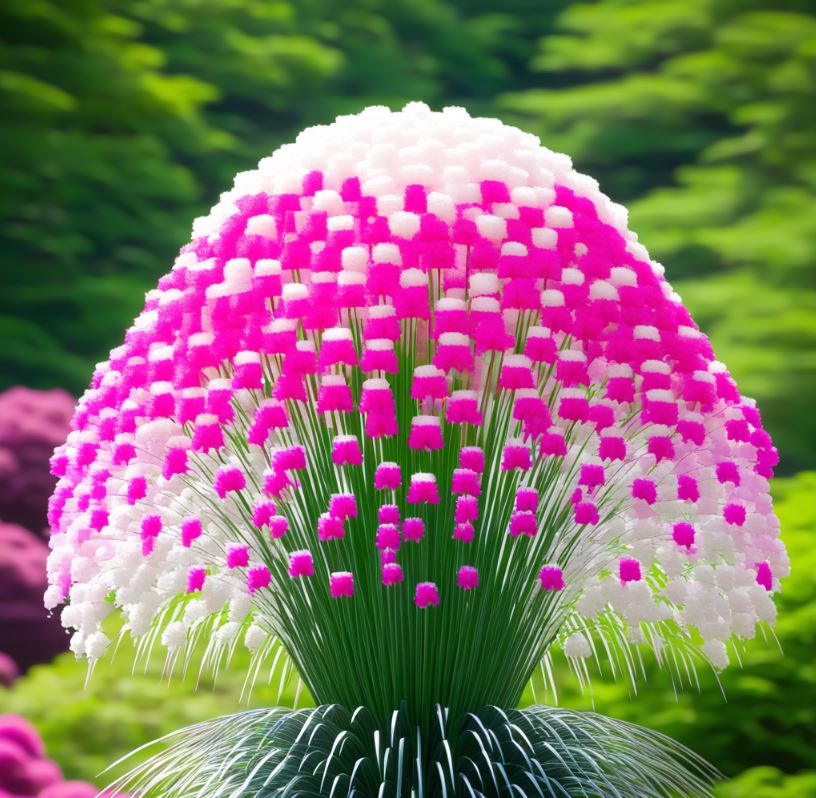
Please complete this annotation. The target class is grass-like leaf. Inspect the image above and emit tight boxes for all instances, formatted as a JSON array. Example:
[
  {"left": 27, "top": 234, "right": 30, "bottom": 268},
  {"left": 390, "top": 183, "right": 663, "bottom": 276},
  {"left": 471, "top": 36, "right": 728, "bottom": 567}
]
[{"left": 108, "top": 704, "right": 719, "bottom": 797}]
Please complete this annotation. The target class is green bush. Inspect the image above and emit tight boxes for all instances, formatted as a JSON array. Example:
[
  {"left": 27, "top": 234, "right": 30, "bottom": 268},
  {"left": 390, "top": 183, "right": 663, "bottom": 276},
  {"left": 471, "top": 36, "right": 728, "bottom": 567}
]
[
  {"left": 1, "top": 642, "right": 300, "bottom": 783},
  {"left": 715, "top": 767, "right": 816, "bottom": 798}
]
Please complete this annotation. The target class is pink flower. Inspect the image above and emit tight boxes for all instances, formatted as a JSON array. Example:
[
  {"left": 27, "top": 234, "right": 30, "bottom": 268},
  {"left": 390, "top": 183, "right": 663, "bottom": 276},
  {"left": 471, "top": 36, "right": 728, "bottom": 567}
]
[
  {"left": 453, "top": 522, "right": 475, "bottom": 543},
  {"left": 672, "top": 522, "right": 695, "bottom": 549},
  {"left": 451, "top": 469, "right": 481, "bottom": 497},
  {"left": 247, "top": 401, "right": 287, "bottom": 445},
  {"left": 415, "top": 582, "right": 440, "bottom": 608},
  {"left": 361, "top": 340, "right": 398, "bottom": 372},
  {"left": 162, "top": 447, "right": 189, "bottom": 479},
  {"left": 268, "top": 515, "right": 288, "bottom": 539},
  {"left": 515, "top": 489, "right": 538, "bottom": 513},
  {"left": 247, "top": 564, "right": 271, "bottom": 593},
  {"left": 319, "top": 329, "right": 358, "bottom": 369},
  {"left": 226, "top": 545, "right": 249, "bottom": 569},
  {"left": 454, "top": 495, "right": 478, "bottom": 524},
  {"left": 214, "top": 466, "right": 246, "bottom": 499},
  {"left": 381, "top": 562, "right": 404, "bottom": 586},
  {"left": 187, "top": 567, "right": 206, "bottom": 593},
  {"left": 599, "top": 436, "right": 626, "bottom": 461},
  {"left": 234, "top": 352, "right": 263, "bottom": 389},
  {"left": 402, "top": 517, "right": 425, "bottom": 542},
  {"left": 524, "top": 328, "right": 557, "bottom": 363},
  {"left": 275, "top": 446, "right": 307, "bottom": 471},
  {"left": 459, "top": 447, "right": 485, "bottom": 474},
  {"left": 411, "top": 366, "right": 447, "bottom": 401},
  {"left": 378, "top": 504, "right": 400, "bottom": 525},
  {"left": 45, "top": 106, "right": 784, "bottom": 681},
  {"left": 555, "top": 353, "right": 588, "bottom": 387},
  {"left": 579, "top": 464, "right": 605, "bottom": 491},
  {"left": 538, "top": 565, "right": 564, "bottom": 591},
  {"left": 434, "top": 334, "right": 474, "bottom": 374},
  {"left": 457, "top": 566, "right": 479, "bottom": 590},
  {"left": 501, "top": 443, "right": 531, "bottom": 472},
  {"left": 509, "top": 511, "right": 537, "bottom": 537},
  {"left": 539, "top": 432, "right": 567, "bottom": 457},
  {"left": 408, "top": 416, "right": 444, "bottom": 451},
  {"left": 127, "top": 476, "right": 147, "bottom": 505},
  {"left": 140, "top": 515, "right": 162, "bottom": 540},
  {"left": 647, "top": 435, "right": 675, "bottom": 463},
  {"left": 558, "top": 395, "right": 589, "bottom": 423},
  {"left": 407, "top": 473, "right": 439, "bottom": 505},
  {"left": 755, "top": 561, "right": 773, "bottom": 591},
  {"left": 181, "top": 518, "right": 202, "bottom": 547},
  {"left": 329, "top": 493, "right": 357, "bottom": 519},
  {"left": 632, "top": 479, "right": 657, "bottom": 505},
  {"left": 318, "top": 514, "right": 345, "bottom": 541},
  {"left": 190, "top": 416, "right": 224, "bottom": 453},
  {"left": 331, "top": 435, "right": 363, "bottom": 466},
  {"left": 724, "top": 503, "right": 746, "bottom": 526},
  {"left": 288, "top": 550, "right": 314, "bottom": 578},
  {"left": 619, "top": 558, "right": 642, "bottom": 583},
  {"left": 678, "top": 475, "right": 700, "bottom": 502},
  {"left": 573, "top": 502, "right": 599, "bottom": 526},
  {"left": 716, "top": 462, "right": 741, "bottom": 487},
  {"left": 252, "top": 500, "right": 277, "bottom": 529},
  {"left": 374, "top": 462, "right": 401, "bottom": 491},
  {"left": 316, "top": 377, "right": 354, "bottom": 414},
  {"left": 446, "top": 392, "right": 482, "bottom": 425},
  {"left": 498, "top": 355, "right": 534, "bottom": 390},
  {"left": 330, "top": 571, "right": 354, "bottom": 598},
  {"left": 376, "top": 523, "right": 401, "bottom": 550}
]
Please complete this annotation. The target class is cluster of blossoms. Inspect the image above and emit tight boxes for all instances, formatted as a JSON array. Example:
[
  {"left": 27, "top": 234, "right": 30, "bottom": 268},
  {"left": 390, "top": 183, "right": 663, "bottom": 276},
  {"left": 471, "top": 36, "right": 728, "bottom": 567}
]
[
  {"left": 0, "top": 387, "right": 74, "bottom": 537},
  {"left": 1, "top": 523, "right": 68, "bottom": 679},
  {"left": 0, "top": 714, "right": 116, "bottom": 798},
  {"left": 46, "top": 104, "right": 785, "bottom": 681}
]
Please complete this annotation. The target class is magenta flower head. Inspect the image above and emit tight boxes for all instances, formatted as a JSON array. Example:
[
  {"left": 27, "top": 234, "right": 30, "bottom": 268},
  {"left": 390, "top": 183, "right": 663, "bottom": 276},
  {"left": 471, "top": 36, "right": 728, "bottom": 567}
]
[
  {"left": 48, "top": 104, "right": 786, "bottom": 796},
  {"left": 457, "top": 566, "right": 479, "bottom": 590},
  {"left": 329, "top": 571, "right": 354, "bottom": 599},
  {"left": 538, "top": 565, "right": 565, "bottom": 592},
  {"left": 414, "top": 582, "right": 440, "bottom": 608}
]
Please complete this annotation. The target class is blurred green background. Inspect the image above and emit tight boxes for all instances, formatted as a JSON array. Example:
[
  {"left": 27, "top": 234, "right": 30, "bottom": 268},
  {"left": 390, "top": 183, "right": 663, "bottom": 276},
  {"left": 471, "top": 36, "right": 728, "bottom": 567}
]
[{"left": 0, "top": 0, "right": 814, "bottom": 795}]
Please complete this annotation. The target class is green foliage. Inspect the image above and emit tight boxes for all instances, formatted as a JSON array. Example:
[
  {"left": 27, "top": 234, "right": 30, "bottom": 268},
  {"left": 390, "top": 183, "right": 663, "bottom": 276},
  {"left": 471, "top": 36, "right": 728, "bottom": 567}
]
[
  {"left": 715, "top": 767, "right": 816, "bottom": 798},
  {"left": 0, "top": 640, "right": 297, "bottom": 782},
  {"left": 502, "top": 0, "right": 816, "bottom": 471},
  {"left": 0, "top": 0, "right": 218, "bottom": 394},
  {"left": 111, "top": 704, "right": 717, "bottom": 797}
]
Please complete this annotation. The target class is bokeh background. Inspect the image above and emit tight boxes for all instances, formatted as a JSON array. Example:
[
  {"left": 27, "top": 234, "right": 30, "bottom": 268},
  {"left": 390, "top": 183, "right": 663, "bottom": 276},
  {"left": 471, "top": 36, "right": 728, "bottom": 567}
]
[{"left": 1, "top": 1, "right": 814, "bottom": 795}]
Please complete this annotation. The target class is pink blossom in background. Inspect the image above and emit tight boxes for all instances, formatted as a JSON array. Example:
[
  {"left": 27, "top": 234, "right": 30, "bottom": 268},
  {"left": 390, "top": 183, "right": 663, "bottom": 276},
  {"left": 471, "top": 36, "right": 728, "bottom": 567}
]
[{"left": 0, "top": 387, "right": 74, "bottom": 537}]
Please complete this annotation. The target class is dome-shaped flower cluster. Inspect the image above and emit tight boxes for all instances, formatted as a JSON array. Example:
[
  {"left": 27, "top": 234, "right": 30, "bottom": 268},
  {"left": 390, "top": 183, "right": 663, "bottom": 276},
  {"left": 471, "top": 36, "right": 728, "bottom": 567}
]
[{"left": 46, "top": 104, "right": 785, "bottom": 710}]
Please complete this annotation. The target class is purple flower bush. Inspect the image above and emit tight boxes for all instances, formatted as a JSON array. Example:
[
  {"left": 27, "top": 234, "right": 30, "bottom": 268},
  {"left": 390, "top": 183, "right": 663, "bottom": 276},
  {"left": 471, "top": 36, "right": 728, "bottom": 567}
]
[
  {"left": 0, "top": 714, "right": 116, "bottom": 798},
  {"left": 0, "top": 523, "right": 68, "bottom": 675},
  {"left": 0, "top": 387, "right": 74, "bottom": 538}
]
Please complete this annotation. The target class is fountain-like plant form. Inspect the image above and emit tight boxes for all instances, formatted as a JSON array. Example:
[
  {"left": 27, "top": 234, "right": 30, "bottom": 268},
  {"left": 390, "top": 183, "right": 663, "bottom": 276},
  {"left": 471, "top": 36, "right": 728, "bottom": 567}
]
[{"left": 47, "top": 104, "right": 786, "bottom": 797}]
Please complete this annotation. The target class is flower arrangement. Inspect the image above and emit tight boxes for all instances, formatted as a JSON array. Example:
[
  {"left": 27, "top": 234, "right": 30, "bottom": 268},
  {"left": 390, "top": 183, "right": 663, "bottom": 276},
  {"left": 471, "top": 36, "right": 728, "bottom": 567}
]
[{"left": 46, "top": 104, "right": 786, "bottom": 796}]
